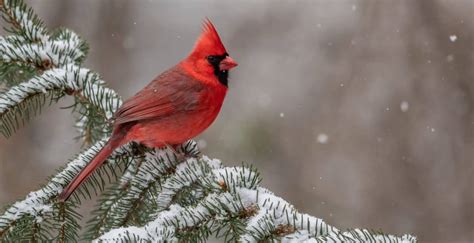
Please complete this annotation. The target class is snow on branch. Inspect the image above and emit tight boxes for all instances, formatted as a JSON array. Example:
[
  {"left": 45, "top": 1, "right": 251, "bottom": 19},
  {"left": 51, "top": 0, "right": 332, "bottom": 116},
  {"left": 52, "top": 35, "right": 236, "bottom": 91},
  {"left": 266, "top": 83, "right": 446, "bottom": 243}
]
[
  {"left": 0, "top": 140, "right": 106, "bottom": 235},
  {"left": 0, "top": 0, "right": 48, "bottom": 43},
  {"left": 0, "top": 64, "right": 121, "bottom": 137},
  {"left": 0, "top": 139, "right": 143, "bottom": 239},
  {"left": 83, "top": 141, "right": 201, "bottom": 239},
  {"left": 0, "top": 29, "right": 87, "bottom": 68},
  {"left": 96, "top": 155, "right": 417, "bottom": 242}
]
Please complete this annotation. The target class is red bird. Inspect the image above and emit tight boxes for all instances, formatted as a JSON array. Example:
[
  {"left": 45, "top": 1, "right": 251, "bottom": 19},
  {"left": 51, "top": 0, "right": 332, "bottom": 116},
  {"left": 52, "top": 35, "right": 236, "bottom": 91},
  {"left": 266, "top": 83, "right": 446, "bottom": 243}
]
[{"left": 59, "top": 20, "right": 237, "bottom": 201}]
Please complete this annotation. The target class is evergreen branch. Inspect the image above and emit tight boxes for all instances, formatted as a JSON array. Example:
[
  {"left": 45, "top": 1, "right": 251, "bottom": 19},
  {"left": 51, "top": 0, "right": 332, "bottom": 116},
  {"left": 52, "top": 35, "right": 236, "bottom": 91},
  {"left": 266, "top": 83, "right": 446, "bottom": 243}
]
[
  {"left": 53, "top": 202, "right": 81, "bottom": 243},
  {"left": 154, "top": 157, "right": 215, "bottom": 212},
  {"left": 0, "top": 87, "right": 63, "bottom": 137},
  {"left": 0, "top": 60, "right": 36, "bottom": 88},
  {"left": 89, "top": 155, "right": 150, "bottom": 235},
  {"left": 85, "top": 141, "right": 200, "bottom": 239},
  {"left": 0, "top": 65, "right": 121, "bottom": 138},
  {"left": 0, "top": 0, "right": 48, "bottom": 42},
  {"left": 83, "top": 182, "right": 128, "bottom": 241},
  {"left": 0, "top": 66, "right": 77, "bottom": 137},
  {"left": 0, "top": 31, "right": 86, "bottom": 69},
  {"left": 97, "top": 156, "right": 416, "bottom": 242},
  {"left": 0, "top": 139, "right": 132, "bottom": 242},
  {"left": 0, "top": 140, "right": 106, "bottom": 237},
  {"left": 313, "top": 228, "right": 417, "bottom": 242}
]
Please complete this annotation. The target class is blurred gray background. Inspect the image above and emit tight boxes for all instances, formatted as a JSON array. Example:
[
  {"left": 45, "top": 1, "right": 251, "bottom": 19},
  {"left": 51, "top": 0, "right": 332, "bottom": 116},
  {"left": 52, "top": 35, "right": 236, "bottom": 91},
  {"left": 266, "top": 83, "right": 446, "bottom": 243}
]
[{"left": 1, "top": 0, "right": 473, "bottom": 242}]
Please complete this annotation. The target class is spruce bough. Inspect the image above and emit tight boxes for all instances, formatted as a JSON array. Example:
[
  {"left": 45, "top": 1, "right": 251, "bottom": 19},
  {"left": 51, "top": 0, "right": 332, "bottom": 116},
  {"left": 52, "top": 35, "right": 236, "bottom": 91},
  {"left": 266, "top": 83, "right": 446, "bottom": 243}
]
[{"left": 0, "top": 0, "right": 416, "bottom": 242}]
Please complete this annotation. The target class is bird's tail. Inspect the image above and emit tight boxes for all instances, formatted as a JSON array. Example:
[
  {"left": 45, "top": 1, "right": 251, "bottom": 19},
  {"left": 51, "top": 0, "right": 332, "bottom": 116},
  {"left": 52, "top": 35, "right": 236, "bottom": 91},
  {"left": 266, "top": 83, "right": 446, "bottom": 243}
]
[{"left": 58, "top": 139, "right": 120, "bottom": 201}]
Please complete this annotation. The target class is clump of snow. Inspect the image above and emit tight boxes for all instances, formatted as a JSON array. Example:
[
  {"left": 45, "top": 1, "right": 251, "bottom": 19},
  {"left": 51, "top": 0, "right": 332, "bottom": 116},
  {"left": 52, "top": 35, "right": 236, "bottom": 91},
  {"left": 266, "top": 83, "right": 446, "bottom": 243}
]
[
  {"left": 280, "top": 112, "right": 285, "bottom": 118},
  {"left": 202, "top": 156, "right": 222, "bottom": 169}
]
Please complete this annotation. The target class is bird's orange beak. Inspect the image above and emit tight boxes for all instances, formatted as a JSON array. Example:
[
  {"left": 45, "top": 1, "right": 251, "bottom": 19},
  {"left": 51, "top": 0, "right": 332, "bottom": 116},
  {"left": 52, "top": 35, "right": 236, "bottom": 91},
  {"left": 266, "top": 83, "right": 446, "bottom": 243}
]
[{"left": 219, "top": 56, "right": 238, "bottom": 71}]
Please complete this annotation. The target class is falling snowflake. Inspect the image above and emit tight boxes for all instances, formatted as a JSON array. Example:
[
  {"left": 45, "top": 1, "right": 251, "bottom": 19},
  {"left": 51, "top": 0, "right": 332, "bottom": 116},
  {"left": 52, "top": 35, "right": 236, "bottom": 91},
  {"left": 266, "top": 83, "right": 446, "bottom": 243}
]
[
  {"left": 317, "top": 133, "right": 329, "bottom": 144},
  {"left": 400, "top": 101, "right": 409, "bottom": 112},
  {"left": 449, "top": 35, "right": 457, "bottom": 42},
  {"left": 197, "top": 139, "right": 207, "bottom": 149},
  {"left": 446, "top": 54, "right": 454, "bottom": 62}
]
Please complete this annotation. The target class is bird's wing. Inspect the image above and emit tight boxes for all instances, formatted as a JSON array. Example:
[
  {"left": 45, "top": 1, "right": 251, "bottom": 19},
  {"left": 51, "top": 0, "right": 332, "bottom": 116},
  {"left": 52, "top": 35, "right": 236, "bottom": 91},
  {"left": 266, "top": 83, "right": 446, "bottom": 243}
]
[{"left": 113, "top": 66, "right": 204, "bottom": 125}]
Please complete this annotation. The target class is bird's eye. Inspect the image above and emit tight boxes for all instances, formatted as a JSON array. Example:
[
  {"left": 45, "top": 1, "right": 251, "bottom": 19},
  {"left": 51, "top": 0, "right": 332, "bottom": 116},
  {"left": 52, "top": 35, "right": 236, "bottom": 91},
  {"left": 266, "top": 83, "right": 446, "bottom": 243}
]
[{"left": 207, "top": 55, "right": 218, "bottom": 63}]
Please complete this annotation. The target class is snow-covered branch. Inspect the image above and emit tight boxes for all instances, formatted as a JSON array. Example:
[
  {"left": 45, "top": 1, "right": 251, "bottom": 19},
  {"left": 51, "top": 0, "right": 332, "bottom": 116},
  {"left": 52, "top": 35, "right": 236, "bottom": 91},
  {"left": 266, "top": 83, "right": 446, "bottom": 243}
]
[
  {"left": 0, "top": 140, "right": 105, "bottom": 236},
  {"left": 0, "top": 30, "right": 86, "bottom": 68},
  {"left": 96, "top": 155, "right": 416, "bottom": 242},
  {"left": 0, "top": 65, "right": 121, "bottom": 137},
  {"left": 1, "top": 0, "right": 48, "bottom": 43}
]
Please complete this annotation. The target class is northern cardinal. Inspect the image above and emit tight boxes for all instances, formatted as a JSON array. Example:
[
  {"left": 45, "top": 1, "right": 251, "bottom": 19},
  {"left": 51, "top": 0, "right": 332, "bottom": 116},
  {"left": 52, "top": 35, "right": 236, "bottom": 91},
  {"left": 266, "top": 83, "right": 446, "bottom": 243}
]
[{"left": 59, "top": 20, "right": 237, "bottom": 201}]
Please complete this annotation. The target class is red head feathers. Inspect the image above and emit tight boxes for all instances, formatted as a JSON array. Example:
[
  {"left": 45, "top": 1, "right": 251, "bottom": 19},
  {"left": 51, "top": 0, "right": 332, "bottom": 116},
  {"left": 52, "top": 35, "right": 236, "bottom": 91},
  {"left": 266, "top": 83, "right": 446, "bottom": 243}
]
[
  {"left": 182, "top": 19, "right": 237, "bottom": 86},
  {"left": 192, "top": 19, "right": 227, "bottom": 56}
]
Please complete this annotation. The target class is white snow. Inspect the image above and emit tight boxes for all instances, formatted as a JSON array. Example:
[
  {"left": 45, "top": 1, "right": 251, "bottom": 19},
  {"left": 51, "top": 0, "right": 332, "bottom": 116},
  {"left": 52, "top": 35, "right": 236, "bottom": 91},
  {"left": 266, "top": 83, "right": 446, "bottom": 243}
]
[
  {"left": 446, "top": 54, "right": 454, "bottom": 62},
  {"left": 197, "top": 139, "right": 207, "bottom": 149},
  {"left": 203, "top": 156, "right": 222, "bottom": 169},
  {"left": 93, "top": 154, "right": 415, "bottom": 242},
  {"left": 0, "top": 140, "right": 107, "bottom": 228},
  {"left": 156, "top": 158, "right": 205, "bottom": 209},
  {"left": 449, "top": 35, "right": 457, "bottom": 42},
  {"left": 400, "top": 101, "right": 409, "bottom": 112},
  {"left": 0, "top": 65, "right": 122, "bottom": 120},
  {"left": 317, "top": 133, "right": 329, "bottom": 144},
  {"left": 0, "top": 33, "right": 85, "bottom": 66}
]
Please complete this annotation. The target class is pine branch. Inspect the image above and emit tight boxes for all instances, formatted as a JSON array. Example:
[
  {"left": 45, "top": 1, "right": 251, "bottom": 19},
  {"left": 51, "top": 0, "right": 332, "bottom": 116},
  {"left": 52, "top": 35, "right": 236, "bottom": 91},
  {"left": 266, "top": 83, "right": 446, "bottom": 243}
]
[
  {"left": 0, "top": 32, "right": 86, "bottom": 69},
  {"left": 0, "top": 65, "right": 121, "bottom": 138},
  {"left": 0, "top": 60, "right": 36, "bottom": 88},
  {"left": 0, "top": 0, "right": 48, "bottom": 43},
  {"left": 83, "top": 141, "right": 200, "bottom": 240},
  {"left": 0, "top": 140, "right": 105, "bottom": 237},
  {"left": 96, "top": 156, "right": 415, "bottom": 242}
]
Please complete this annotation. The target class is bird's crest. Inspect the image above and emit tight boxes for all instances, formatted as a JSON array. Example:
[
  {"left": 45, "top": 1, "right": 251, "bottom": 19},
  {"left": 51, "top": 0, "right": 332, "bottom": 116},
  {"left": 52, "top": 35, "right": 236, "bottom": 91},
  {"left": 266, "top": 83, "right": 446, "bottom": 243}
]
[{"left": 192, "top": 19, "right": 227, "bottom": 56}]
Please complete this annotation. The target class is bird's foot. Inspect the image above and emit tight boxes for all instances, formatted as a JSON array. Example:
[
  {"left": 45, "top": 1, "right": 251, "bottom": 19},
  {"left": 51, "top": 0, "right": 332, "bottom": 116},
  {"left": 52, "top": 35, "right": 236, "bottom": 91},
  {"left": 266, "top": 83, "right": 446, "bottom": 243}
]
[{"left": 165, "top": 144, "right": 190, "bottom": 162}]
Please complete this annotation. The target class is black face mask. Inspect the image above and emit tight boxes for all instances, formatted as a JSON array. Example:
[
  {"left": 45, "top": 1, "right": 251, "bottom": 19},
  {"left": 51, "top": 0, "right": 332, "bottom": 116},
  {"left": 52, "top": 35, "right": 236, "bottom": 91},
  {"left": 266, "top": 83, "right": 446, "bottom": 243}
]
[{"left": 207, "top": 53, "right": 229, "bottom": 87}]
